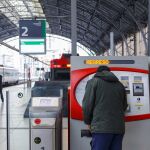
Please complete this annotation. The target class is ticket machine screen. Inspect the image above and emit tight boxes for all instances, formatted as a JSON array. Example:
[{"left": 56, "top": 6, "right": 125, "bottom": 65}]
[{"left": 133, "top": 83, "right": 144, "bottom": 96}]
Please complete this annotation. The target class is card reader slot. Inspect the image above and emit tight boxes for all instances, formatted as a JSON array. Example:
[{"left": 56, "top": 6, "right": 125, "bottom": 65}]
[{"left": 81, "top": 130, "right": 92, "bottom": 138}]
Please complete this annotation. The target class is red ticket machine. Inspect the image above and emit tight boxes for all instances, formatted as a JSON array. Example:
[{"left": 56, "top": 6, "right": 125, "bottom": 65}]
[{"left": 70, "top": 56, "right": 150, "bottom": 150}]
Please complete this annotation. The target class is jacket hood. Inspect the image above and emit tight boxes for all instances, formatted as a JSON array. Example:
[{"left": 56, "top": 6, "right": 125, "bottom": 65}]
[{"left": 94, "top": 71, "right": 119, "bottom": 82}]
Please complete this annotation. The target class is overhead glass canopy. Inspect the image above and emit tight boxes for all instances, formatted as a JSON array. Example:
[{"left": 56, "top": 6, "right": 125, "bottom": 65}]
[{"left": 0, "top": 0, "right": 45, "bottom": 26}]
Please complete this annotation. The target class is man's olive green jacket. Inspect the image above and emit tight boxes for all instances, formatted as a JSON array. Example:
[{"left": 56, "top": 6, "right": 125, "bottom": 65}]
[{"left": 82, "top": 71, "right": 127, "bottom": 134}]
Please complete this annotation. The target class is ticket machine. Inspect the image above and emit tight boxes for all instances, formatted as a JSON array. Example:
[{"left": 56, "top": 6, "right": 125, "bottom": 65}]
[
  {"left": 70, "top": 56, "right": 150, "bottom": 150},
  {"left": 30, "top": 96, "right": 62, "bottom": 150}
]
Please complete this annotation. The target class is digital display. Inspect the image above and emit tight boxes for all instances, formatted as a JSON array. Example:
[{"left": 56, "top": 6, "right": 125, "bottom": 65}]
[
  {"left": 20, "top": 38, "right": 46, "bottom": 54},
  {"left": 32, "top": 97, "right": 59, "bottom": 107},
  {"left": 39, "top": 98, "right": 59, "bottom": 107},
  {"left": 133, "top": 83, "right": 144, "bottom": 96},
  {"left": 84, "top": 59, "right": 135, "bottom": 65},
  {"left": 134, "top": 76, "right": 142, "bottom": 82},
  {"left": 84, "top": 60, "right": 110, "bottom": 65}
]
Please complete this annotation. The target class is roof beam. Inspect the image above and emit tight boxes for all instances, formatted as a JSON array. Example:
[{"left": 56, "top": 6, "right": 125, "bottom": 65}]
[
  {"left": 1, "top": 0, "right": 20, "bottom": 19},
  {"left": 42, "top": 3, "right": 70, "bottom": 13},
  {"left": 78, "top": 0, "right": 133, "bottom": 25},
  {"left": 0, "top": 27, "right": 18, "bottom": 35},
  {"left": 80, "top": 0, "right": 100, "bottom": 41},
  {"left": 117, "top": 0, "right": 148, "bottom": 52},
  {"left": 22, "top": 0, "right": 34, "bottom": 18},
  {"left": 0, "top": 41, "right": 49, "bottom": 66},
  {"left": 90, "top": 6, "right": 131, "bottom": 53},
  {"left": 56, "top": 0, "right": 62, "bottom": 34}
]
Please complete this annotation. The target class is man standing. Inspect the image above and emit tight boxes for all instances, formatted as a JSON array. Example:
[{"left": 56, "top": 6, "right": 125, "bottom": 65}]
[
  {"left": 0, "top": 75, "right": 4, "bottom": 102},
  {"left": 82, "top": 66, "right": 127, "bottom": 150}
]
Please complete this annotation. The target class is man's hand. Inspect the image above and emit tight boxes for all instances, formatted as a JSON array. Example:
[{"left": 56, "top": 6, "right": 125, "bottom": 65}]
[{"left": 88, "top": 125, "right": 91, "bottom": 130}]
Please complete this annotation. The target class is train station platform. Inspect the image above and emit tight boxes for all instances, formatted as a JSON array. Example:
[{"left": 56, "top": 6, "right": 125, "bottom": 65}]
[{"left": 0, "top": 0, "right": 149, "bottom": 150}]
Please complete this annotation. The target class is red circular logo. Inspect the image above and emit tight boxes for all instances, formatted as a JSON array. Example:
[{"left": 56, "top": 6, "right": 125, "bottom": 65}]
[{"left": 34, "top": 119, "right": 41, "bottom": 125}]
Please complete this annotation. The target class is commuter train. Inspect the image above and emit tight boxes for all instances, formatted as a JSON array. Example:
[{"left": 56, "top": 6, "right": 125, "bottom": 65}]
[
  {"left": 50, "top": 53, "right": 71, "bottom": 80},
  {"left": 0, "top": 65, "right": 19, "bottom": 85},
  {"left": 29, "top": 53, "right": 72, "bottom": 118}
]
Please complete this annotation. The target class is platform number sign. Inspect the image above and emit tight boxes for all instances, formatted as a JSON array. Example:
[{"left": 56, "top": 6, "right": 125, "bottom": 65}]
[
  {"left": 21, "top": 27, "right": 28, "bottom": 37},
  {"left": 19, "top": 20, "right": 46, "bottom": 54}
]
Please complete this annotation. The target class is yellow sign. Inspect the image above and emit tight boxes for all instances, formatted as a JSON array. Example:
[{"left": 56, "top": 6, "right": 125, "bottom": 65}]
[
  {"left": 85, "top": 60, "right": 110, "bottom": 65},
  {"left": 135, "top": 104, "right": 144, "bottom": 106}
]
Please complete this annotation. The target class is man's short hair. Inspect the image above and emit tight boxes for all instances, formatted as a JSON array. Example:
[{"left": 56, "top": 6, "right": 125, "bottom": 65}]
[{"left": 97, "top": 65, "right": 110, "bottom": 72}]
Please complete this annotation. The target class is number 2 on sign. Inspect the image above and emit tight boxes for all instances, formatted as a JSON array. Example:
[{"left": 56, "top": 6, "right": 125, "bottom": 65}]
[
  {"left": 21, "top": 27, "right": 28, "bottom": 36},
  {"left": 41, "top": 147, "right": 45, "bottom": 150}
]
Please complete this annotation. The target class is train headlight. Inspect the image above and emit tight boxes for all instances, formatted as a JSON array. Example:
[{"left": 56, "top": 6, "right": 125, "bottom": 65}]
[{"left": 67, "top": 64, "right": 71, "bottom": 68}]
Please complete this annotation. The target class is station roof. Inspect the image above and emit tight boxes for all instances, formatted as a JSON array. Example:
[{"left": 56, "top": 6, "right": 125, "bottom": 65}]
[
  {"left": 0, "top": 0, "right": 45, "bottom": 41},
  {"left": 0, "top": 0, "right": 148, "bottom": 55}
]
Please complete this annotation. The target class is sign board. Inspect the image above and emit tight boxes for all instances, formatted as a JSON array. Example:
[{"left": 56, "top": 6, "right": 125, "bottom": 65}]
[{"left": 19, "top": 20, "right": 46, "bottom": 54}]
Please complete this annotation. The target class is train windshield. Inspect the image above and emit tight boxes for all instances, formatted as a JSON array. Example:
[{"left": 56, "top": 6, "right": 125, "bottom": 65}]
[{"left": 53, "top": 69, "right": 70, "bottom": 80}]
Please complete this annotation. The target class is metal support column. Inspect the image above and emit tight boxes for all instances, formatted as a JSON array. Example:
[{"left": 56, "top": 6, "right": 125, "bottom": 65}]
[
  {"left": 134, "top": 33, "right": 137, "bottom": 56},
  {"left": 122, "top": 40, "right": 124, "bottom": 56},
  {"left": 6, "top": 91, "right": 10, "bottom": 150},
  {"left": 110, "top": 32, "right": 115, "bottom": 56},
  {"left": 148, "top": 0, "right": 150, "bottom": 56},
  {"left": 71, "top": 0, "right": 77, "bottom": 56}
]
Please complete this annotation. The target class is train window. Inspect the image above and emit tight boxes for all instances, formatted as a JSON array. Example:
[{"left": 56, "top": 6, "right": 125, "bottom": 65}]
[
  {"left": 55, "top": 73, "right": 70, "bottom": 80},
  {"left": 1, "top": 68, "right": 18, "bottom": 78},
  {"left": 5, "top": 71, "right": 11, "bottom": 76},
  {"left": 62, "top": 54, "right": 71, "bottom": 58},
  {"left": 54, "top": 70, "right": 70, "bottom": 80},
  {"left": 4, "top": 72, "right": 7, "bottom": 76}
]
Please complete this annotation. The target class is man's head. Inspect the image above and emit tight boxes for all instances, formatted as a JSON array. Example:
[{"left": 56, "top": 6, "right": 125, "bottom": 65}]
[{"left": 97, "top": 65, "right": 110, "bottom": 73}]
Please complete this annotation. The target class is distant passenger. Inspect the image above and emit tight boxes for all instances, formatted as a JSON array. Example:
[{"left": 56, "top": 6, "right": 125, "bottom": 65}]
[
  {"left": 41, "top": 70, "right": 45, "bottom": 80},
  {"left": 82, "top": 66, "right": 127, "bottom": 150},
  {"left": 27, "top": 68, "right": 31, "bottom": 81},
  {"left": 0, "top": 75, "right": 4, "bottom": 102},
  {"left": 45, "top": 72, "right": 50, "bottom": 81}
]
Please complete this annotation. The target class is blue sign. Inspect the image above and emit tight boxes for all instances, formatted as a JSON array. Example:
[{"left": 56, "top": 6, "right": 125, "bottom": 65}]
[{"left": 19, "top": 20, "right": 46, "bottom": 38}]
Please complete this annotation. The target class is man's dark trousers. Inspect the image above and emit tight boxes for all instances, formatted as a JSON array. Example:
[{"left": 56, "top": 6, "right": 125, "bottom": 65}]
[{"left": 91, "top": 133, "right": 124, "bottom": 150}]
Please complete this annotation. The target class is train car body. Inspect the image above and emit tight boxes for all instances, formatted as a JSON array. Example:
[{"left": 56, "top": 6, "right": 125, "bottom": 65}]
[
  {"left": 50, "top": 53, "right": 71, "bottom": 80},
  {"left": 0, "top": 66, "right": 19, "bottom": 85}
]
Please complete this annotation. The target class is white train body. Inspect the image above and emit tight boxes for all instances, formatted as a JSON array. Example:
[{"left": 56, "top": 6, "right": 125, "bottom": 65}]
[{"left": 0, "top": 66, "right": 19, "bottom": 85}]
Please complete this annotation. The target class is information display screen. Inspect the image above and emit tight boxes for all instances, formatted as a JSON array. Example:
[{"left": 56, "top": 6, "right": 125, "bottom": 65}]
[
  {"left": 84, "top": 60, "right": 110, "bottom": 65},
  {"left": 84, "top": 59, "right": 135, "bottom": 65},
  {"left": 32, "top": 97, "right": 59, "bottom": 107},
  {"left": 40, "top": 98, "right": 59, "bottom": 107},
  {"left": 20, "top": 39, "right": 45, "bottom": 54},
  {"left": 19, "top": 19, "right": 46, "bottom": 54},
  {"left": 133, "top": 83, "right": 144, "bottom": 96}
]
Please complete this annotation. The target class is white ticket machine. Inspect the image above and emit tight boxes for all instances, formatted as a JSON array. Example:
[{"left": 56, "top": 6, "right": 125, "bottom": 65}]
[
  {"left": 30, "top": 96, "right": 62, "bottom": 150},
  {"left": 70, "top": 56, "right": 150, "bottom": 150}
]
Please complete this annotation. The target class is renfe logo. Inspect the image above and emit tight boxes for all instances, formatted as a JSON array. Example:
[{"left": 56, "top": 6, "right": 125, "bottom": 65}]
[{"left": 34, "top": 119, "right": 41, "bottom": 125}]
